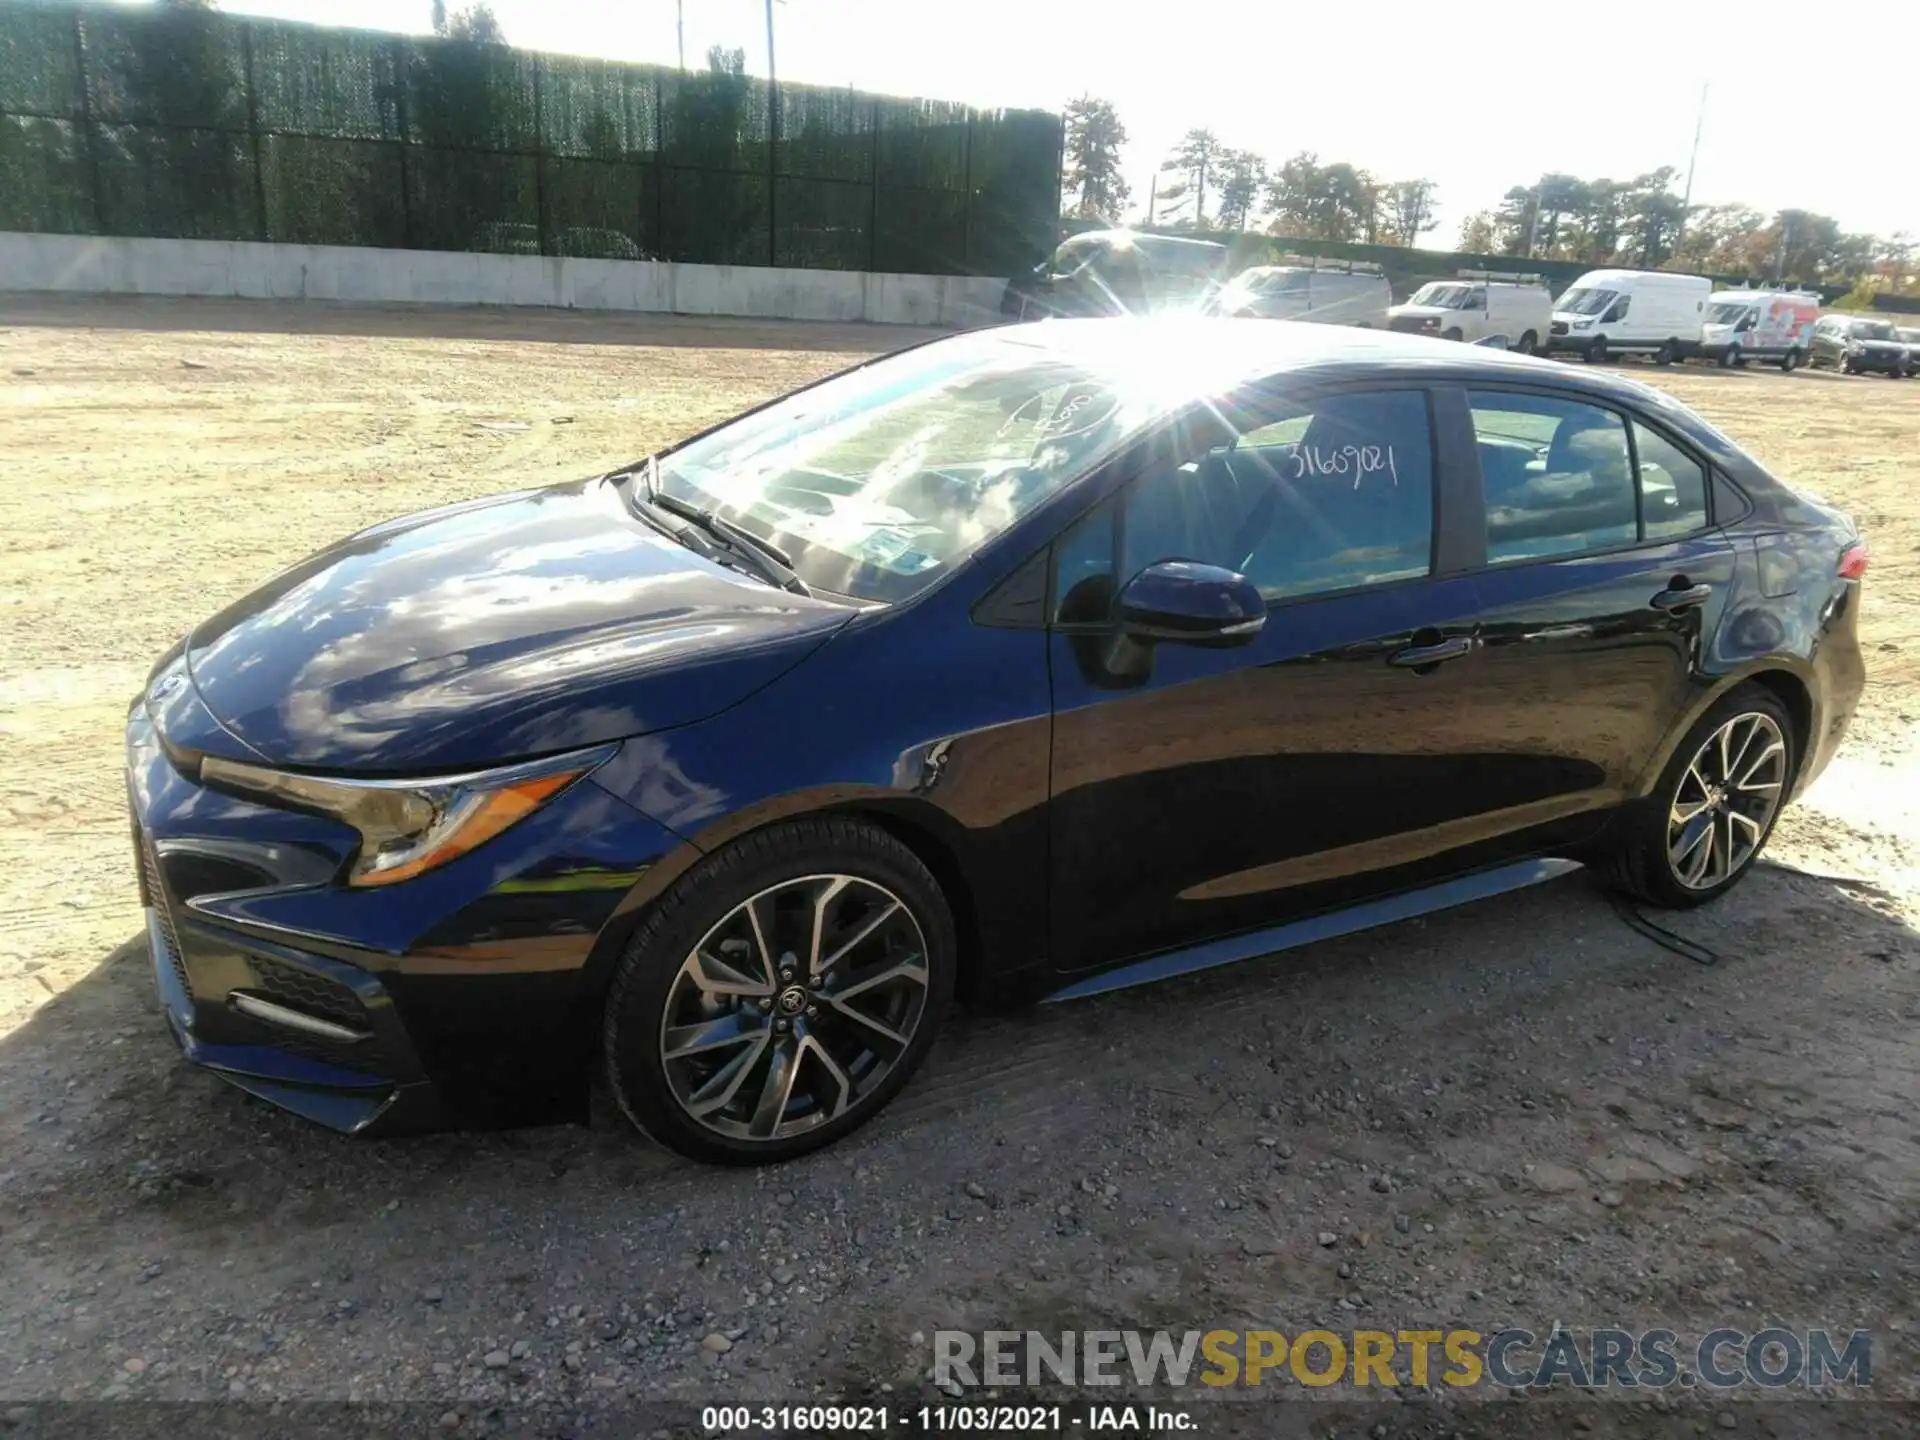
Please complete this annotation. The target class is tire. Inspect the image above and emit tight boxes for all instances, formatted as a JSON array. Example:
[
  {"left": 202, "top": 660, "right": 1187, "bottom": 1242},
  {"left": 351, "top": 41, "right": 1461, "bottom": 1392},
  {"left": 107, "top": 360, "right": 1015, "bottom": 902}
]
[
  {"left": 1730, "top": 347, "right": 1748, "bottom": 368},
  {"left": 1653, "top": 341, "right": 1676, "bottom": 366},
  {"left": 1442, "top": 327, "right": 1463, "bottom": 343},
  {"left": 1515, "top": 330, "right": 1538, "bottom": 355},
  {"left": 1602, "top": 684, "right": 1796, "bottom": 909},
  {"left": 1779, "top": 349, "right": 1800, "bottom": 373},
  {"left": 1838, "top": 353, "right": 1854, "bottom": 375},
  {"left": 1585, "top": 336, "right": 1608, "bottom": 364},
  {"left": 603, "top": 817, "right": 956, "bottom": 1164},
  {"left": 1716, "top": 345, "right": 1736, "bottom": 368}
]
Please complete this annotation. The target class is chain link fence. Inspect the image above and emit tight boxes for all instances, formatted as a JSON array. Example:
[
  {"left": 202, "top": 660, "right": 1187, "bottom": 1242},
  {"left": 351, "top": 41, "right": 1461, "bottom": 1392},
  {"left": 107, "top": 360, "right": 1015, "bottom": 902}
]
[{"left": 0, "top": 0, "right": 1062, "bottom": 276}]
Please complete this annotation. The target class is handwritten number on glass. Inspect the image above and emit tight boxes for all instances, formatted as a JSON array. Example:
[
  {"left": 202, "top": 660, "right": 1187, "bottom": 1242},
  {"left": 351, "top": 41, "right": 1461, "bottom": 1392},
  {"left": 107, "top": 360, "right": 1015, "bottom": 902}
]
[{"left": 1290, "top": 443, "right": 1399, "bottom": 489}]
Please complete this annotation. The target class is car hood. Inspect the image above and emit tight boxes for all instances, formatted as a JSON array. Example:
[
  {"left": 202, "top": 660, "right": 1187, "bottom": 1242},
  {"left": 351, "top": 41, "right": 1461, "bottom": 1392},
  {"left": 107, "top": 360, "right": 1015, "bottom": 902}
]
[
  {"left": 1701, "top": 322, "right": 1735, "bottom": 341},
  {"left": 1389, "top": 304, "right": 1448, "bottom": 320},
  {"left": 184, "top": 477, "right": 855, "bottom": 772}
]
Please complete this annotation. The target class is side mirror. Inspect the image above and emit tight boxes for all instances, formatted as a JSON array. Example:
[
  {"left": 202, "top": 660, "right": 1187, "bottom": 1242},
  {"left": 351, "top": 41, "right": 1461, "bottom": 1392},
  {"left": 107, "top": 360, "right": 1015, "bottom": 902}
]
[{"left": 1117, "top": 561, "right": 1265, "bottom": 647}]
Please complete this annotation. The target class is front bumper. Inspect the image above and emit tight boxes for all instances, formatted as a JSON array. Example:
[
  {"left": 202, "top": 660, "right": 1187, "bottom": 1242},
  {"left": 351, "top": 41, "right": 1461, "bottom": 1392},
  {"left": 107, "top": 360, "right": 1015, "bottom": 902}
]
[
  {"left": 1846, "top": 350, "right": 1907, "bottom": 373},
  {"left": 126, "top": 682, "right": 686, "bottom": 1135}
]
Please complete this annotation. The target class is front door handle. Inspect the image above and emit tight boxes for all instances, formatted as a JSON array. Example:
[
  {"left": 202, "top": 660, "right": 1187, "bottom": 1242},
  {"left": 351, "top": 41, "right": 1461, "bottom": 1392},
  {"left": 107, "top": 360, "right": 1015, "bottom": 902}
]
[
  {"left": 1388, "top": 635, "right": 1477, "bottom": 669},
  {"left": 1650, "top": 582, "right": 1712, "bottom": 613}
]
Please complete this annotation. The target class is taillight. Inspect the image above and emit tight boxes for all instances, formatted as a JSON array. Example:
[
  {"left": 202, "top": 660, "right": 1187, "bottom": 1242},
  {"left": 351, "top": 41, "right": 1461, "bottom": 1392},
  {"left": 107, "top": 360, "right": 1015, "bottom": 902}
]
[{"left": 1838, "top": 541, "right": 1869, "bottom": 580}]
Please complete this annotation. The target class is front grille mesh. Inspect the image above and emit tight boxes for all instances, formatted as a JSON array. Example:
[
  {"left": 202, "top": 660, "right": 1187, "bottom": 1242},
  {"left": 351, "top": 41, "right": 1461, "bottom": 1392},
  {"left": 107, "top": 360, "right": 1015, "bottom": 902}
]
[
  {"left": 248, "top": 955, "right": 370, "bottom": 1032},
  {"left": 138, "top": 831, "right": 192, "bottom": 997}
]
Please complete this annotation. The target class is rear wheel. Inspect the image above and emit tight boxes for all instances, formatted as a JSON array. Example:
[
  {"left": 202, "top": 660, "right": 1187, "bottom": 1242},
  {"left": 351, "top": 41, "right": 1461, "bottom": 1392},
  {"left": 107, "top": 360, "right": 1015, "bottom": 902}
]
[
  {"left": 1779, "top": 349, "right": 1800, "bottom": 372},
  {"left": 1515, "top": 330, "right": 1538, "bottom": 355},
  {"left": 1653, "top": 341, "right": 1676, "bottom": 366},
  {"left": 603, "top": 818, "right": 955, "bottom": 1164},
  {"left": 1603, "top": 684, "right": 1795, "bottom": 909}
]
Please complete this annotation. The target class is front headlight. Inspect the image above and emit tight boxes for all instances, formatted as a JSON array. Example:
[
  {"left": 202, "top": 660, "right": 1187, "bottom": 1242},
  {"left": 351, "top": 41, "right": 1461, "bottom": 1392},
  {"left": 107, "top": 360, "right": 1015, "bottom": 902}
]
[
  {"left": 201, "top": 746, "right": 612, "bottom": 886},
  {"left": 1570, "top": 317, "right": 1594, "bottom": 329}
]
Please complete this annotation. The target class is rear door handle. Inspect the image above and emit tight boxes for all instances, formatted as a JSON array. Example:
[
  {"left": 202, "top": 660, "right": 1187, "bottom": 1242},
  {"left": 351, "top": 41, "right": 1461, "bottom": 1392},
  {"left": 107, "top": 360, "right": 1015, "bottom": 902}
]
[
  {"left": 1650, "top": 582, "right": 1712, "bottom": 612},
  {"left": 1388, "top": 635, "right": 1477, "bottom": 669}
]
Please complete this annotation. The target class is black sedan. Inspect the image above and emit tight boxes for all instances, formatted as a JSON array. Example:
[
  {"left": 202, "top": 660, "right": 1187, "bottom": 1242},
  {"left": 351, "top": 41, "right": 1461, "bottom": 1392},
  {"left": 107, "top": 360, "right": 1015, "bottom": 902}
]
[
  {"left": 1810, "top": 316, "right": 1911, "bottom": 376},
  {"left": 128, "top": 320, "right": 1868, "bottom": 1164}
]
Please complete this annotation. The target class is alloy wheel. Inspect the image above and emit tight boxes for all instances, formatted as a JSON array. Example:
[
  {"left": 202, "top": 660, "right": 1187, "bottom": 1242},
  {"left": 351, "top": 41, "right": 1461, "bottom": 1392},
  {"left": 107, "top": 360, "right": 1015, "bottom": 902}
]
[
  {"left": 1665, "top": 712, "right": 1788, "bottom": 891},
  {"left": 658, "top": 874, "right": 930, "bottom": 1142}
]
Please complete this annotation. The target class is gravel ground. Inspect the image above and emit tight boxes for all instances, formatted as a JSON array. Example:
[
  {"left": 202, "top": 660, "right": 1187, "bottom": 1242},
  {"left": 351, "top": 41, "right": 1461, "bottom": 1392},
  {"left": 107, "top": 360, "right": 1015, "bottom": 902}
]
[{"left": 1, "top": 297, "right": 1917, "bottom": 1430}]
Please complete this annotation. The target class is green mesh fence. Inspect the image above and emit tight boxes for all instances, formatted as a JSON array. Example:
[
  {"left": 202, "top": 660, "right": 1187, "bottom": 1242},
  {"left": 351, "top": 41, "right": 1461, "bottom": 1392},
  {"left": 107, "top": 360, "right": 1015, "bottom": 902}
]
[{"left": 0, "top": 0, "right": 1060, "bottom": 275}]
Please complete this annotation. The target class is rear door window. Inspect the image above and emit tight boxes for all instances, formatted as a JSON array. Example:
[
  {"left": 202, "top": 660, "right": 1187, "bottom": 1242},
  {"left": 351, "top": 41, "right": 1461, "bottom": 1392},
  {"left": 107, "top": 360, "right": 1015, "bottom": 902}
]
[
  {"left": 1467, "top": 393, "right": 1638, "bottom": 562},
  {"left": 1468, "top": 391, "right": 1713, "bottom": 562}
]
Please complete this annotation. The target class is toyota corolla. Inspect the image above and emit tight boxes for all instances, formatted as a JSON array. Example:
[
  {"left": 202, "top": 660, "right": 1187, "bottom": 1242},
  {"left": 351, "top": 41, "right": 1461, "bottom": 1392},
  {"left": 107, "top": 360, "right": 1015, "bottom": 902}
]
[{"left": 127, "top": 320, "right": 1867, "bottom": 1164}]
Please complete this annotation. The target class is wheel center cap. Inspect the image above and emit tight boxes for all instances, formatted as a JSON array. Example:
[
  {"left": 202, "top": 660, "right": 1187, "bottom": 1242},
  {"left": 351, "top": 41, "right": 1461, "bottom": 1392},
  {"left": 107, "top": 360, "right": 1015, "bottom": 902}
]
[{"left": 776, "top": 986, "right": 808, "bottom": 1016}]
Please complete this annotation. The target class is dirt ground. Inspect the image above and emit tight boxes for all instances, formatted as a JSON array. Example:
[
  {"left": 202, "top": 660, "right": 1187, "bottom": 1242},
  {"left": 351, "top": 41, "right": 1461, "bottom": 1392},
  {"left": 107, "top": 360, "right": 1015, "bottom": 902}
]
[{"left": 2, "top": 296, "right": 1918, "bottom": 1427}]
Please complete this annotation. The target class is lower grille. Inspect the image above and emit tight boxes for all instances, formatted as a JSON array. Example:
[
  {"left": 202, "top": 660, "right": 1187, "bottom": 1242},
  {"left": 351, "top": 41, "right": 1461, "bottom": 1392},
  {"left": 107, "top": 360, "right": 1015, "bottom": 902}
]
[
  {"left": 137, "top": 829, "right": 192, "bottom": 997},
  {"left": 248, "top": 955, "right": 370, "bottom": 1033},
  {"left": 1550, "top": 320, "right": 1569, "bottom": 336}
]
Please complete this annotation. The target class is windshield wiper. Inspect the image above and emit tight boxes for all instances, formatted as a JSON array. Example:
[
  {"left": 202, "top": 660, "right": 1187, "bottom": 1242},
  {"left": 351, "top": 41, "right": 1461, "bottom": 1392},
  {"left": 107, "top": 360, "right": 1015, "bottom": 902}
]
[{"left": 633, "top": 456, "right": 811, "bottom": 597}]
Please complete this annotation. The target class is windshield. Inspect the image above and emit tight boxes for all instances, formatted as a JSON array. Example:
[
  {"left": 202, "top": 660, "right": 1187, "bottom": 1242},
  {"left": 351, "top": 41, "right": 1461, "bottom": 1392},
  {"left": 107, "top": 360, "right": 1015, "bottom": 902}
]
[
  {"left": 1705, "top": 302, "right": 1753, "bottom": 324},
  {"left": 1411, "top": 283, "right": 1471, "bottom": 309},
  {"left": 1898, "top": 329, "right": 1920, "bottom": 344},
  {"left": 1557, "top": 288, "right": 1616, "bottom": 316},
  {"left": 644, "top": 334, "right": 1172, "bottom": 603},
  {"left": 1047, "top": 235, "right": 1106, "bottom": 279},
  {"left": 1237, "top": 269, "right": 1310, "bottom": 294},
  {"left": 1853, "top": 320, "right": 1897, "bottom": 340}
]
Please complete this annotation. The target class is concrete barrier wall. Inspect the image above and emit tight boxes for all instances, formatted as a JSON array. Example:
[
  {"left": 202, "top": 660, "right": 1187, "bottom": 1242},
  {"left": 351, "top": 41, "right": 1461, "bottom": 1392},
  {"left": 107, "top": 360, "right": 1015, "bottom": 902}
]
[{"left": 0, "top": 232, "right": 1011, "bottom": 328}]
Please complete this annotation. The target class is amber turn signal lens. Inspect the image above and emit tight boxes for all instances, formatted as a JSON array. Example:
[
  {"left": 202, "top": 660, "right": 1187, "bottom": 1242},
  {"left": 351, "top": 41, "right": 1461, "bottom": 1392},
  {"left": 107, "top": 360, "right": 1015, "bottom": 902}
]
[{"left": 348, "top": 771, "right": 581, "bottom": 887}]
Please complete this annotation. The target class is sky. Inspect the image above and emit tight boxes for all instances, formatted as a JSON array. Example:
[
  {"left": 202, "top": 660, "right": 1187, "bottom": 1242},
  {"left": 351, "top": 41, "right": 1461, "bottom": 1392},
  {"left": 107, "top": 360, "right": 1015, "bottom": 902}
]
[{"left": 217, "top": 0, "right": 1920, "bottom": 244}]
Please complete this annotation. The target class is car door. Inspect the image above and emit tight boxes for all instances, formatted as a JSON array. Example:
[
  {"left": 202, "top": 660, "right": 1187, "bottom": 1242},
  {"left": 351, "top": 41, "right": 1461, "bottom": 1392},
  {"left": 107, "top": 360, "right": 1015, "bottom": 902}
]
[
  {"left": 1046, "top": 383, "right": 1529, "bottom": 975},
  {"left": 1459, "top": 385, "right": 1737, "bottom": 817}
]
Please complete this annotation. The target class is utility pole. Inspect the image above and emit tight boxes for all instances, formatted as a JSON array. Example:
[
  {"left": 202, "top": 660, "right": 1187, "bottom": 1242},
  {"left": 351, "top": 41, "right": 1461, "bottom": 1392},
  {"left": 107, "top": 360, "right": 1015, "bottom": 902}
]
[
  {"left": 1674, "top": 82, "right": 1708, "bottom": 255},
  {"left": 676, "top": 0, "right": 684, "bottom": 70},
  {"left": 1523, "top": 187, "right": 1542, "bottom": 259},
  {"left": 765, "top": 0, "right": 779, "bottom": 266}
]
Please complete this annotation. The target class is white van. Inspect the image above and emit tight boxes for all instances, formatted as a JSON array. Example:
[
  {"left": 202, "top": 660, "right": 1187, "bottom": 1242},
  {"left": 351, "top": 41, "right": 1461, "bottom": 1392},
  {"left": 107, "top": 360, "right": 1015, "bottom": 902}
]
[
  {"left": 1546, "top": 269, "right": 1712, "bottom": 364},
  {"left": 1388, "top": 271, "right": 1554, "bottom": 353},
  {"left": 1698, "top": 288, "right": 1821, "bottom": 370},
  {"left": 1212, "top": 261, "right": 1391, "bottom": 327}
]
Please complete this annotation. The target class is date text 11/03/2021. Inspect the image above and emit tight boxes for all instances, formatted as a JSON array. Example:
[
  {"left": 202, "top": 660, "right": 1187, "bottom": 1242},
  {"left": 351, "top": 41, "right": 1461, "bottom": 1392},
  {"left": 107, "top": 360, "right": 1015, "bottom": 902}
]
[{"left": 700, "top": 1404, "right": 1196, "bottom": 1433}]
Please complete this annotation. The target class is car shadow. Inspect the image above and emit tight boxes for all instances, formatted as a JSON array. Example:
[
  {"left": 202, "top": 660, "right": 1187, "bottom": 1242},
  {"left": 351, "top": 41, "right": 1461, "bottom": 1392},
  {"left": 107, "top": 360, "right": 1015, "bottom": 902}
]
[
  {"left": 0, "top": 293, "right": 954, "bottom": 355},
  {"left": 8, "top": 858, "right": 1915, "bottom": 1194}
]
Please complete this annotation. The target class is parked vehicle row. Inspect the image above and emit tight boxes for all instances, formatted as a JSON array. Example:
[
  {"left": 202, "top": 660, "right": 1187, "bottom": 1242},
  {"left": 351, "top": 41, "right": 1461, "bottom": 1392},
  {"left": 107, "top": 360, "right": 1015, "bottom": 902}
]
[{"left": 1000, "top": 231, "right": 1918, "bottom": 378}]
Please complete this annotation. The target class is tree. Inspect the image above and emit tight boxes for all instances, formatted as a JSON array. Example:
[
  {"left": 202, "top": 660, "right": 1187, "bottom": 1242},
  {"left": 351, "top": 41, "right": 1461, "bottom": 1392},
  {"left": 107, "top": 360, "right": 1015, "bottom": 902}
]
[
  {"left": 1170, "top": 128, "right": 1222, "bottom": 228},
  {"left": 1061, "top": 96, "right": 1130, "bottom": 221},
  {"left": 431, "top": 1, "right": 505, "bottom": 43},
  {"left": 1213, "top": 148, "right": 1266, "bottom": 232},
  {"left": 1457, "top": 211, "right": 1498, "bottom": 253},
  {"left": 1671, "top": 203, "right": 1767, "bottom": 273},
  {"left": 1384, "top": 179, "right": 1438, "bottom": 246},
  {"left": 1618, "top": 168, "right": 1685, "bottom": 266}
]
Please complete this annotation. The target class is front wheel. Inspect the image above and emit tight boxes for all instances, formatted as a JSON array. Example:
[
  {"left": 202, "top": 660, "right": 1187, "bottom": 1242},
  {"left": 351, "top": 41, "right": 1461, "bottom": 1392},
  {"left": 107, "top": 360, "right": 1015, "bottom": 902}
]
[
  {"left": 1442, "top": 327, "right": 1463, "bottom": 343},
  {"left": 1603, "top": 684, "right": 1796, "bottom": 909},
  {"left": 1585, "top": 336, "right": 1608, "bottom": 364},
  {"left": 603, "top": 818, "right": 956, "bottom": 1164}
]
